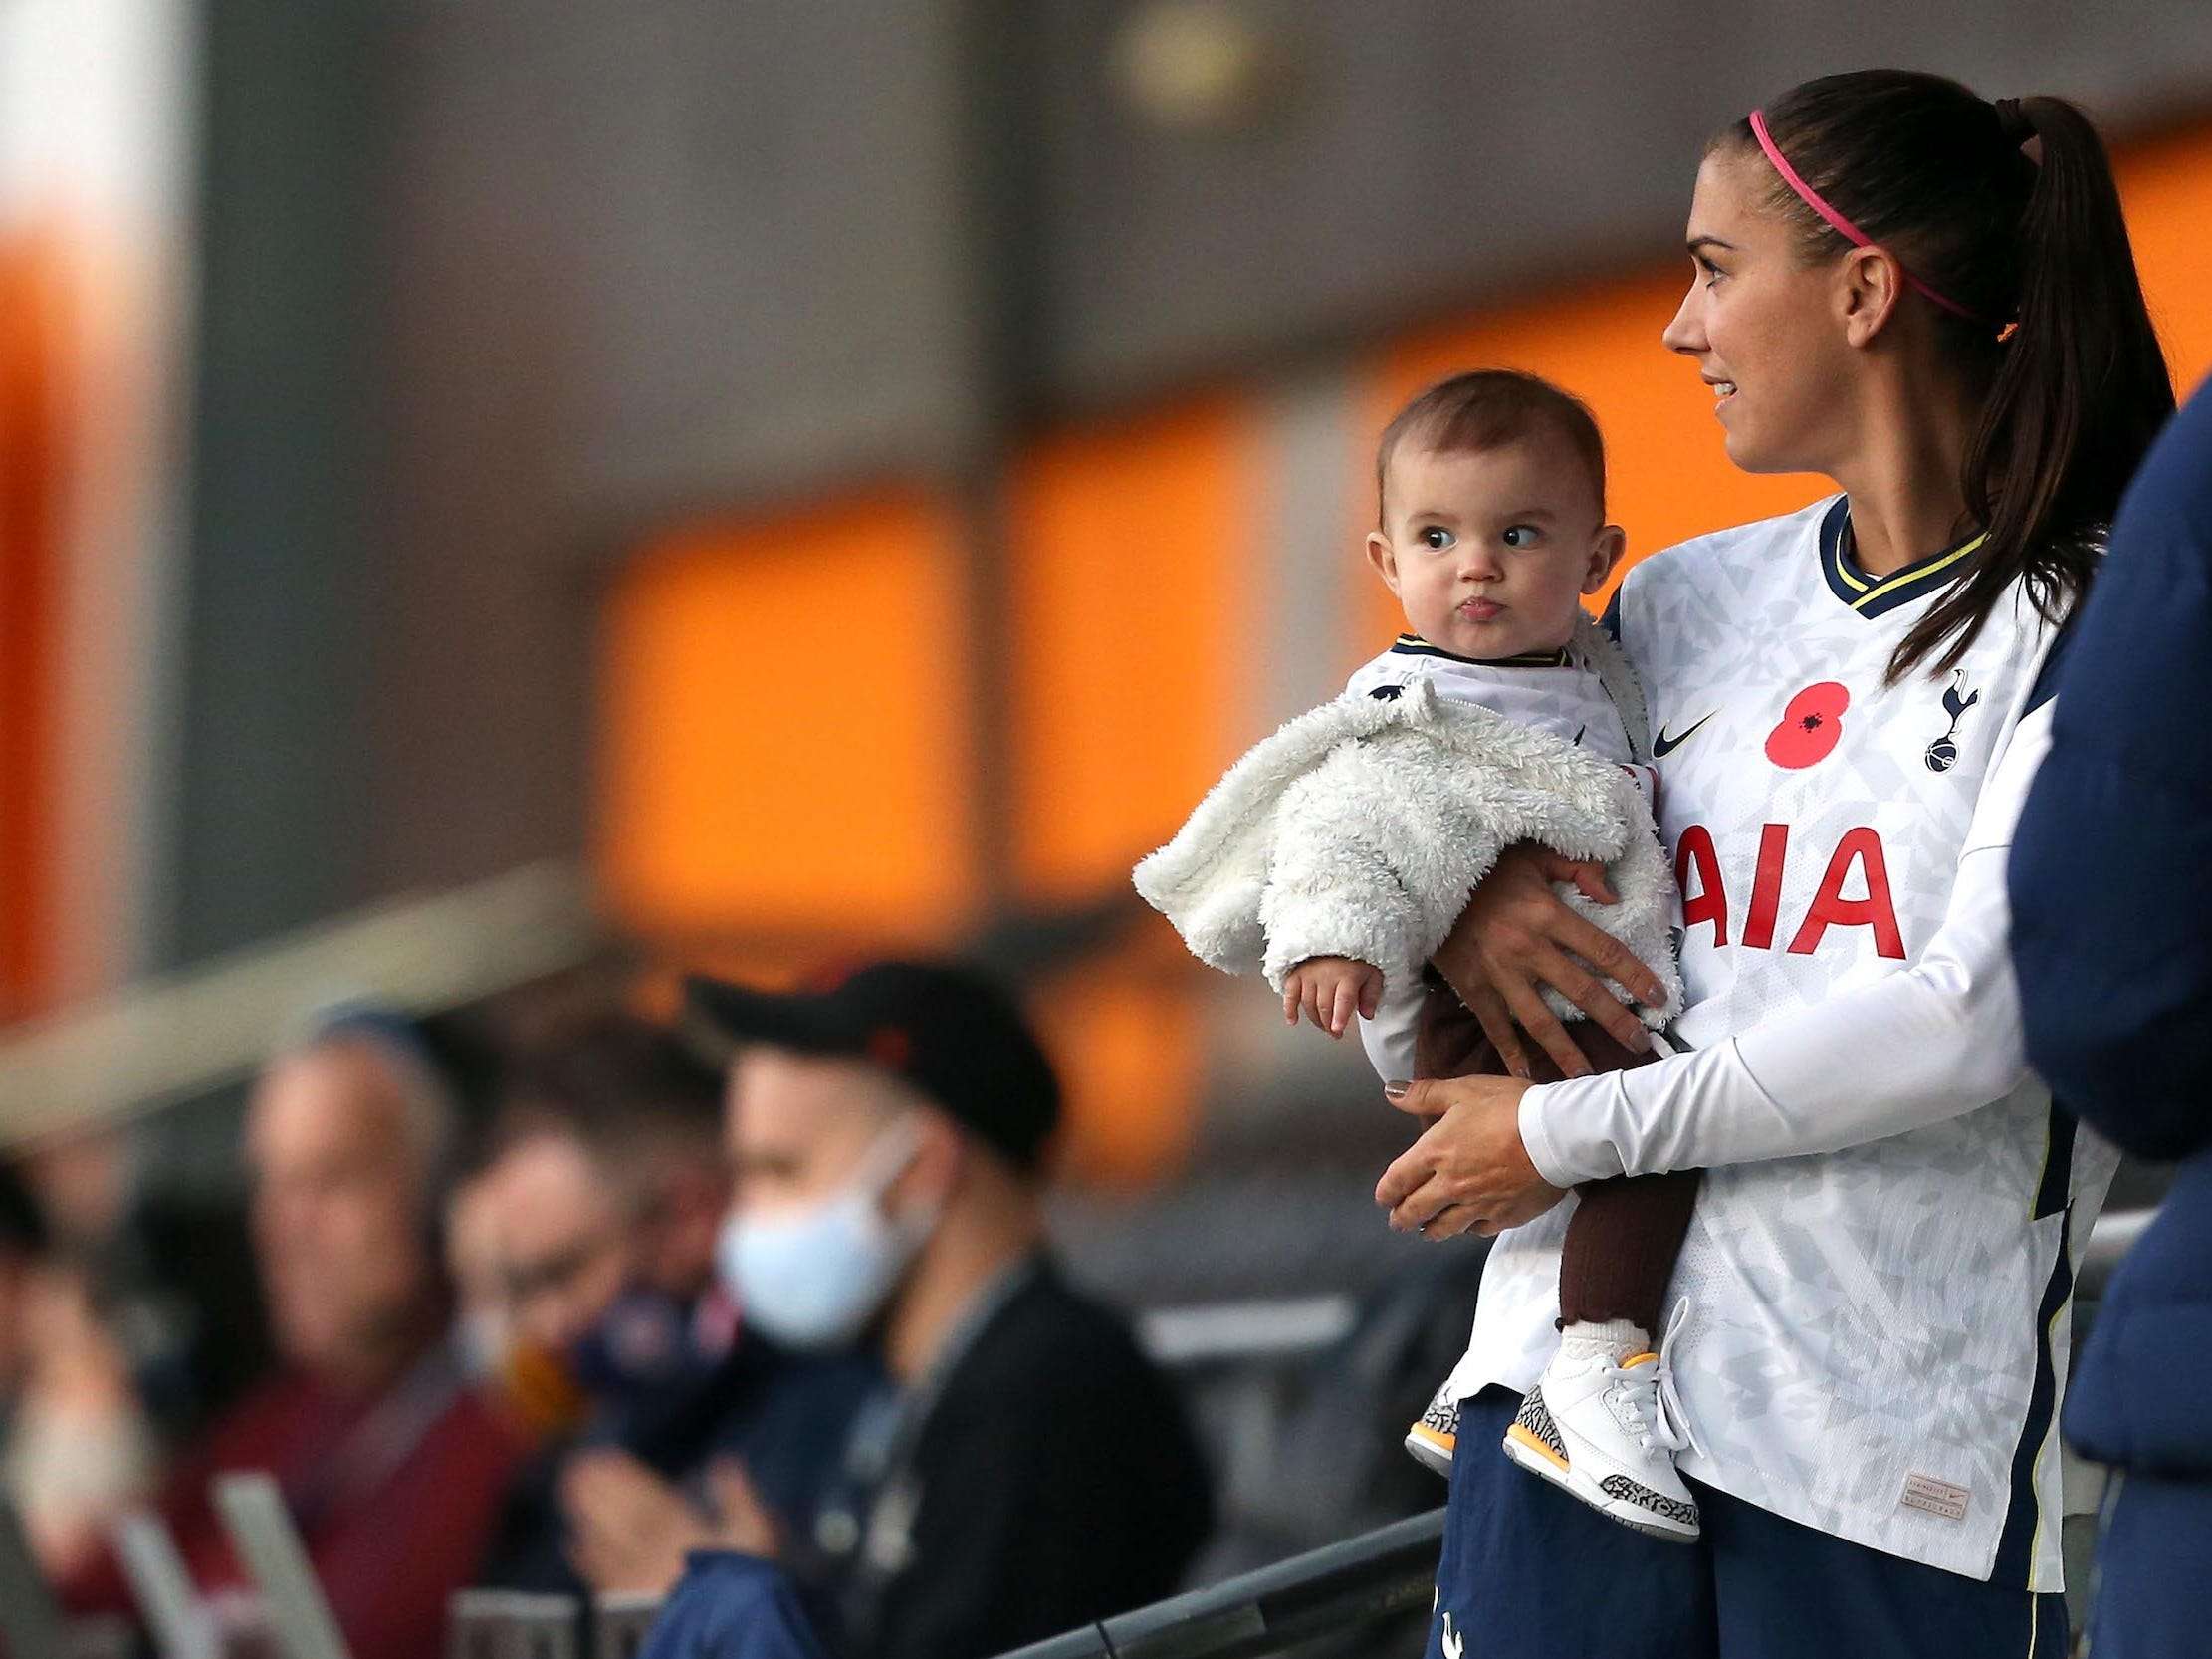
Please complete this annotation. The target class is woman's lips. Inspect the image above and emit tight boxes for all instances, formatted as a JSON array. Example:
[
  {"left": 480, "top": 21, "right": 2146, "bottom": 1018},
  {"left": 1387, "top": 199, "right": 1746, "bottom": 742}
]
[{"left": 1458, "top": 598, "right": 1502, "bottom": 621}]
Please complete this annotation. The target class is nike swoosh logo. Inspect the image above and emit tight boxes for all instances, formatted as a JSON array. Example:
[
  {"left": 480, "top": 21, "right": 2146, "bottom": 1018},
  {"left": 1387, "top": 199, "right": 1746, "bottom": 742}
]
[{"left": 1651, "top": 710, "right": 1718, "bottom": 758}]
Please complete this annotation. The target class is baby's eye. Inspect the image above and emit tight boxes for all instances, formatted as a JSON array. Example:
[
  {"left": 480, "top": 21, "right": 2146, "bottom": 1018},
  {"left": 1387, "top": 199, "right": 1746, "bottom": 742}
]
[
  {"left": 1419, "top": 527, "right": 1455, "bottom": 550},
  {"left": 1501, "top": 524, "right": 1543, "bottom": 549}
]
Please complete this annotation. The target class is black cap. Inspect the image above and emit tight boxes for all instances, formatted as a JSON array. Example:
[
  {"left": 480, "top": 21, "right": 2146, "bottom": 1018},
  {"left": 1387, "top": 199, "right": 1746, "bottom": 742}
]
[{"left": 682, "top": 960, "right": 1061, "bottom": 1171}]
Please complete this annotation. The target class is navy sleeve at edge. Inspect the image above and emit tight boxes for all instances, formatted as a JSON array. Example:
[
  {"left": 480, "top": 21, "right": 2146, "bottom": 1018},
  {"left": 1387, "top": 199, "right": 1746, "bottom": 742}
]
[{"left": 2008, "top": 374, "right": 2212, "bottom": 1159}]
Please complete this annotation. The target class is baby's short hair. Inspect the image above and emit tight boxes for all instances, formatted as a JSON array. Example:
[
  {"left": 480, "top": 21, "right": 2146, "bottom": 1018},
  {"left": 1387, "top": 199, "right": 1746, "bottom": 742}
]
[{"left": 1375, "top": 369, "right": 1607, "bottom": 526}]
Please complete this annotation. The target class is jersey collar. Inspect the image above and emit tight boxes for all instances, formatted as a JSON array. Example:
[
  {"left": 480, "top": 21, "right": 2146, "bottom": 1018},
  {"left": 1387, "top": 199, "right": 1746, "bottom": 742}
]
[
  {"left": 1389, "top": 634, "right": 1572, "bottom": 669},
  {"left": 1818, "top": 497, "right": 1987, "bottom": 619}
]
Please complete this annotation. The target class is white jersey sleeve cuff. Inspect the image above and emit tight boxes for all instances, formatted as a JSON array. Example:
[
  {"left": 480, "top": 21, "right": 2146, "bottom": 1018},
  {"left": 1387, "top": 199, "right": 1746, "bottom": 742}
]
[{"left": 1519, "top": 1076, "right": 1609, "bottom": 1187}]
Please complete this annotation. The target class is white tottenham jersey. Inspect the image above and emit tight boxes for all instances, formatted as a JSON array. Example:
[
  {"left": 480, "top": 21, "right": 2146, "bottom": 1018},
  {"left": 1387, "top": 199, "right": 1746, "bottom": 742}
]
[
  {"left": 1342, "top": 635, "right": 1654, "bottom": 1082},
  {"left": 1448, "top": 496, "right": 2114, "bottom": 1589}
]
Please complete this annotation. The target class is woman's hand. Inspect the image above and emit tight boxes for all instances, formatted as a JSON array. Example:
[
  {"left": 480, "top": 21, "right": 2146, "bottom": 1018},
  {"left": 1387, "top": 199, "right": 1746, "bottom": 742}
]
[
  {"left": 1434, "top": 842, "right": 1669, "bottom": 1079},
  {"left": 1374, "top": 1075, "right": 1566, "bottom": 1239}
]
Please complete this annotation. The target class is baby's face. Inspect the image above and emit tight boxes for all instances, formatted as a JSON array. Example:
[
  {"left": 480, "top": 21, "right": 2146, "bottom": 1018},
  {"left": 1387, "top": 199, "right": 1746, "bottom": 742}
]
[{"left": 1368, "top": 437, "right": 1622, "bottom": 660}]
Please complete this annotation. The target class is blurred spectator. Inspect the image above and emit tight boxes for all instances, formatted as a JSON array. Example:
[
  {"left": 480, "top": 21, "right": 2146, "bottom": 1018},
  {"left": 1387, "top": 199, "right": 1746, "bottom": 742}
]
[
  {"left": 2010, "top": 374, "right": 2212, "bottom": 1657},
  {"left": 496, "top": 1016, "right": 739, "bottom": 1418},
  {"left": 569, "top": 962, "right": 1213, "bottom": 1659},
  {"left": 59, "top": 1009, "right": 527, "bottom": 1659},
  {"left": 0, "top": 1163, "right": 157, "bottom": 1579},
  {"left": 478, "top": 1014, "right": 875, "bottom": 1600},
  {"left": 0, "top": 1160, "right": 46, "bottom": 1421},
  {"left": 18, "top": 1126, "right": 272, "bottom": 1450}
]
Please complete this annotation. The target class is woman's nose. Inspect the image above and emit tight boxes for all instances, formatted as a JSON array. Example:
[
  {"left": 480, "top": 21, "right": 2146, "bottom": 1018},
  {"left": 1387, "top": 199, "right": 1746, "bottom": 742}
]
[{"left": 1661, "top": 281, "right": 1704, "bottom": 355}]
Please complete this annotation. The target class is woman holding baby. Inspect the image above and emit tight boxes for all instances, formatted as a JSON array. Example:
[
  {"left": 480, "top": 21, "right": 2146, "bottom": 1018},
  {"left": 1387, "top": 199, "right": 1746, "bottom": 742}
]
[{"left": 1383, "top": 69, "right": 2174, "bottom": 1659}]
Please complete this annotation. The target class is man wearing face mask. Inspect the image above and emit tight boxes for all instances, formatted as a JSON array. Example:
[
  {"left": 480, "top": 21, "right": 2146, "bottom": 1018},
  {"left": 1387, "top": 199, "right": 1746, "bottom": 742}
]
[
  {"left": 564, "top": 961, "right": 1214, "bottom": 1659},
  {"left": 477, "top": 1013, "right": 878, "bottom": 1604}
]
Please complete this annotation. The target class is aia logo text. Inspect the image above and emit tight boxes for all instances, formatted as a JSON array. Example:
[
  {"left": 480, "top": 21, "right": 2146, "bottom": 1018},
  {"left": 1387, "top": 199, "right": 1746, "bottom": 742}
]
[{"left": 1674, "top": 822, "right": 1904, "bottom": 960}]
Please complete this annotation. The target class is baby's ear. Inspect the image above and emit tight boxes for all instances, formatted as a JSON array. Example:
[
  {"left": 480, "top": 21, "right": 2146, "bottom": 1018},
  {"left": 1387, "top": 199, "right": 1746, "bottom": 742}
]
[
  {"left": 1582, "top": 525, "right": 1629, "bottom": 595},
  {"left": 1365, "top": 532, "right": 1401, "bottom": 592}
]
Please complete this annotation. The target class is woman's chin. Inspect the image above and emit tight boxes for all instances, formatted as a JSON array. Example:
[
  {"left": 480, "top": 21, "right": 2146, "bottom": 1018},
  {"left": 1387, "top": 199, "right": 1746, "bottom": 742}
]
[{"left": 1719, "top": 425, "right": 1797, "bottom": 476}]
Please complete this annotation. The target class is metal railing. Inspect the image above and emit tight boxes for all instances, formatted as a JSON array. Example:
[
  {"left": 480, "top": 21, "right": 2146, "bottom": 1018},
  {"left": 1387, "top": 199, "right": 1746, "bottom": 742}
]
[{"left": 992, "top": 1508, "right": 1444, "bottom": 1659}]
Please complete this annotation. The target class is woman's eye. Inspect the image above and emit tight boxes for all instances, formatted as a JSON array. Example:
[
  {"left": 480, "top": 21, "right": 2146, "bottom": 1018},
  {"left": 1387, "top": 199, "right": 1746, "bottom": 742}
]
[
  {"left": 1501, "top": 525, "right": 1541, "bottom": 549},
  {"left": 1420, "top": 527, "right": 1455, "bottom": 550},
  {"left": 1697, "top": 259, "right": 1725, "bottom": 290}
]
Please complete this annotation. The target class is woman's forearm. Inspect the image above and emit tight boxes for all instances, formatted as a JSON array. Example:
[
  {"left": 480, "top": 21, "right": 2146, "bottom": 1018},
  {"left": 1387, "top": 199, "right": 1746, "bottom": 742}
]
[
  {"left": 1519, "top": 704, "right": 2052, "bottom": 1183},
  {"left": 1520, "top": 871, "right": 2023, "bottom": 1181}
]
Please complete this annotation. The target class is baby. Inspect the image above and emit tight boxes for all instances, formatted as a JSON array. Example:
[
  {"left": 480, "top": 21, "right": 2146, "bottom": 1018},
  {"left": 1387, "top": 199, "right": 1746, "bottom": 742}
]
[{"left": 1136, "top": 370, "right": 1704, "bottom": 1541}]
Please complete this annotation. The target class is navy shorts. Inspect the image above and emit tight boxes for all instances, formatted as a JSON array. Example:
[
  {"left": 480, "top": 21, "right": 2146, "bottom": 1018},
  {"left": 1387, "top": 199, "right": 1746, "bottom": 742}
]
[{"left": 1424, "top": 1388, "right": 2066, "bottom": 1659}]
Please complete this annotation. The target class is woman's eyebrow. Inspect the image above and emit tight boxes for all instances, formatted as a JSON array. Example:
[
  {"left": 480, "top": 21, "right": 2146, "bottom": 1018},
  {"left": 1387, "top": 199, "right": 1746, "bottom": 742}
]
[{"left": 1687, "top": 235, "right": 1738, "bottom": 257}]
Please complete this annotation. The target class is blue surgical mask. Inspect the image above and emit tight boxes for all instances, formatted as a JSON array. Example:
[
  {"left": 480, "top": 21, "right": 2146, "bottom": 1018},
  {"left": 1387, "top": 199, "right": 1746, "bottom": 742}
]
[{"left": 715, "top": 1117, "right": 937, "bottom": 1351}]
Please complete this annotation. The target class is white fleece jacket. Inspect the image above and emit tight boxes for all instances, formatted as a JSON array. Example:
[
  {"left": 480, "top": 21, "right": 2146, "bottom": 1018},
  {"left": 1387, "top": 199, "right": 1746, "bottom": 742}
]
[{"left": 1133, "top": 617, "right": 1682, "bottom": 1027}]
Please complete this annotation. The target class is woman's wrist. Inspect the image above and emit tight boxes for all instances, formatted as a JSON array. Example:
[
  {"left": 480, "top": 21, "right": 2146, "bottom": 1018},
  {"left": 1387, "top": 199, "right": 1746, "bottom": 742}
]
[{"left": 1516, "top": 1077, "right": 1589, "bottom": 1188}]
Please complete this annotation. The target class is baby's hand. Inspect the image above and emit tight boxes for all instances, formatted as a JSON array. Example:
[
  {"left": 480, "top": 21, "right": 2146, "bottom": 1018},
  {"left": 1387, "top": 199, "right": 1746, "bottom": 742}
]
[{"left": 1282, "top": 957, "right": 1385, "bottom": 1038}]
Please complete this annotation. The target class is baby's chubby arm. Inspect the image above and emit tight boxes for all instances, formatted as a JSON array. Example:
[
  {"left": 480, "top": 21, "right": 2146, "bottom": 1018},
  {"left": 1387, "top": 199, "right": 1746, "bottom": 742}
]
[
  {"left": 1281, "top": 956, "right": 1385, "bottom": 1038},
  {"left": 1259, "top": 730, "right": 1472, "bottom": 999}
]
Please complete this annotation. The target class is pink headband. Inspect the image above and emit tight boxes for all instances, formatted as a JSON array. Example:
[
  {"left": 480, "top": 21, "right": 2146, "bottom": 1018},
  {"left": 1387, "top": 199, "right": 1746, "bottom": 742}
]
[{"left": 1748, "top": 109, "right": 1989, "bottom": 325}]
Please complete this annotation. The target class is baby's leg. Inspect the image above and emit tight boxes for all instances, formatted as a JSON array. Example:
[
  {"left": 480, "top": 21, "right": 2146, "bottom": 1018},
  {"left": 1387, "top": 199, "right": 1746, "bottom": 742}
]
[
  {"left": 1558, "top": 1169, "right": 1701, "bottom": 1340},
  {"left": 1458, "top": 1018, "right": 1707, "bottom": 1540},
  {"left": 1516, "top": 1153, "right": 1706, "bottom": 1541},
  {"left": 1549, "top": 1030, "right": 1698, "bottom": 1338}
]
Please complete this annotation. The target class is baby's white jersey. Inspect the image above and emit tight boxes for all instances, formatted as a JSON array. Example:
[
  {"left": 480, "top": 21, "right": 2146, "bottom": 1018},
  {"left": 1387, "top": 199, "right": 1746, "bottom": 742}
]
[
  {"left": 1341, "top": 636, "right": 1653, "bottom": 1081},
  {"left": 1449, "top": 496, "right": 2115, "bottom": 1588}
]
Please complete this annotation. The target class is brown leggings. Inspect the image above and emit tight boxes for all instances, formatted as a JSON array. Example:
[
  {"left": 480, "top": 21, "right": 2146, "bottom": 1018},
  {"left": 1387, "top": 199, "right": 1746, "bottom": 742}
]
[{"left": 1415, "top": 977, "right": 1699, "bottom": 1338}]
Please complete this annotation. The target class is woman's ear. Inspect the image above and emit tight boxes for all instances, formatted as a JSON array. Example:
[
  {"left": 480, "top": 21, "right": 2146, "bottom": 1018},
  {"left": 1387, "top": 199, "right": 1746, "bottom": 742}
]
[
  {"left": 1841, "top": 246, "right": 1905, "bottom": 349},
  {"left": 1581, "top": 525, "right": 1629, "bottom": 595},
  {"left": 1366, "top": 532, "right": 1402, "bottom": 593}
]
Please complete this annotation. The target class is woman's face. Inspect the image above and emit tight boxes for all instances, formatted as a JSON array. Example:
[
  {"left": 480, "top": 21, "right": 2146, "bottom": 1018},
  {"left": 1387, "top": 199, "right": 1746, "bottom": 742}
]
[{"left": 1662, "top": 145, "right": 1857, "bottom": 476}]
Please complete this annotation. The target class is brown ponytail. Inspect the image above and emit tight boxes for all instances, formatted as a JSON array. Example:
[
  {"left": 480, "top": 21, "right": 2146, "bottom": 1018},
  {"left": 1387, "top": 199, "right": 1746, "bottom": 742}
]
[{"left": 1721, "top": 72, "right": 2175, "bottom": 681}]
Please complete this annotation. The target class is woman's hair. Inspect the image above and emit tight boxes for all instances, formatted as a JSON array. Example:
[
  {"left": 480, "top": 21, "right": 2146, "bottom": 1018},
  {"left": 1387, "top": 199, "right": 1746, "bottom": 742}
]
[{"left": 1715, "top": 71, "right": 2174, "bottom": 681}]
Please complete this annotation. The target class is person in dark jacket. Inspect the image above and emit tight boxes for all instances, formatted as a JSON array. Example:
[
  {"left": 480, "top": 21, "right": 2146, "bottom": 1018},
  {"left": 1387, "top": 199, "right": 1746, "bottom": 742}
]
[
  {"left": 2008, "top": 370, "right": 2212, "bottom": 1659},
  {"left": 568, "top": 961, "right": 1214, "bottom": 1659}
]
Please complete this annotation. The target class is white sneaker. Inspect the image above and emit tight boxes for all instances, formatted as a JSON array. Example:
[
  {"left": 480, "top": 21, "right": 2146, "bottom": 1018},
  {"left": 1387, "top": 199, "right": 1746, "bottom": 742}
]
[
  {"left": 1403, "top": 1379, "right": 1458, "bottom": 1479},
  {"left": 1500, "top": 1306, "right": 1702, "bottom": 1543}
]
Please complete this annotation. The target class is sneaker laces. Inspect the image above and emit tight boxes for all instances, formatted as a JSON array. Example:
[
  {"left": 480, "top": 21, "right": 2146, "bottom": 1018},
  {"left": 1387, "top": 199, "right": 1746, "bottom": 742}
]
[{"left": 1602, "top": 1299, "right": 1704, "bottom": 1460}]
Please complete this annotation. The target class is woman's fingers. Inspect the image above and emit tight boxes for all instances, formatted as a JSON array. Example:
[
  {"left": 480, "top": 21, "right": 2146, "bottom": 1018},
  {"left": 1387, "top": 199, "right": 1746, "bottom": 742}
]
[
  {"left": 1537, "top": 850, "right": 1618, "bottom": 905},
  {"left": 1494, "top": 969, "right": 1596, "bottom": 1079},
  {"left": 1420, "top": 1201, "right": 1484, "bottom": 1241},
  {"left": 1375, "top": 1119, "right": 1443, "bottom": 1205},
  {"left": 1386, "top": 1169, "right": 1455, "bottom": 1233},
  {"left": 1461, "top": 979, "right": 1530, "bottom": 1079},
  {"left": 1547, "top": 909, "right": 1670, "bottom": 1011},
  {"left": 1530, "top": 946, "right": 1652, "bottom": 1056},
  {"left": 1384, "top": 1077, "right": 1439, "bottom": 1118}
]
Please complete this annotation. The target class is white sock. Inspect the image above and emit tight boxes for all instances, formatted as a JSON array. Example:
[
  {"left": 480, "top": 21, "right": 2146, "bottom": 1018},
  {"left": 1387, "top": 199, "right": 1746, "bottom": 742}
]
[{"left": 1558, "top": 1317, "right": 1651, "bottom": 1358}]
